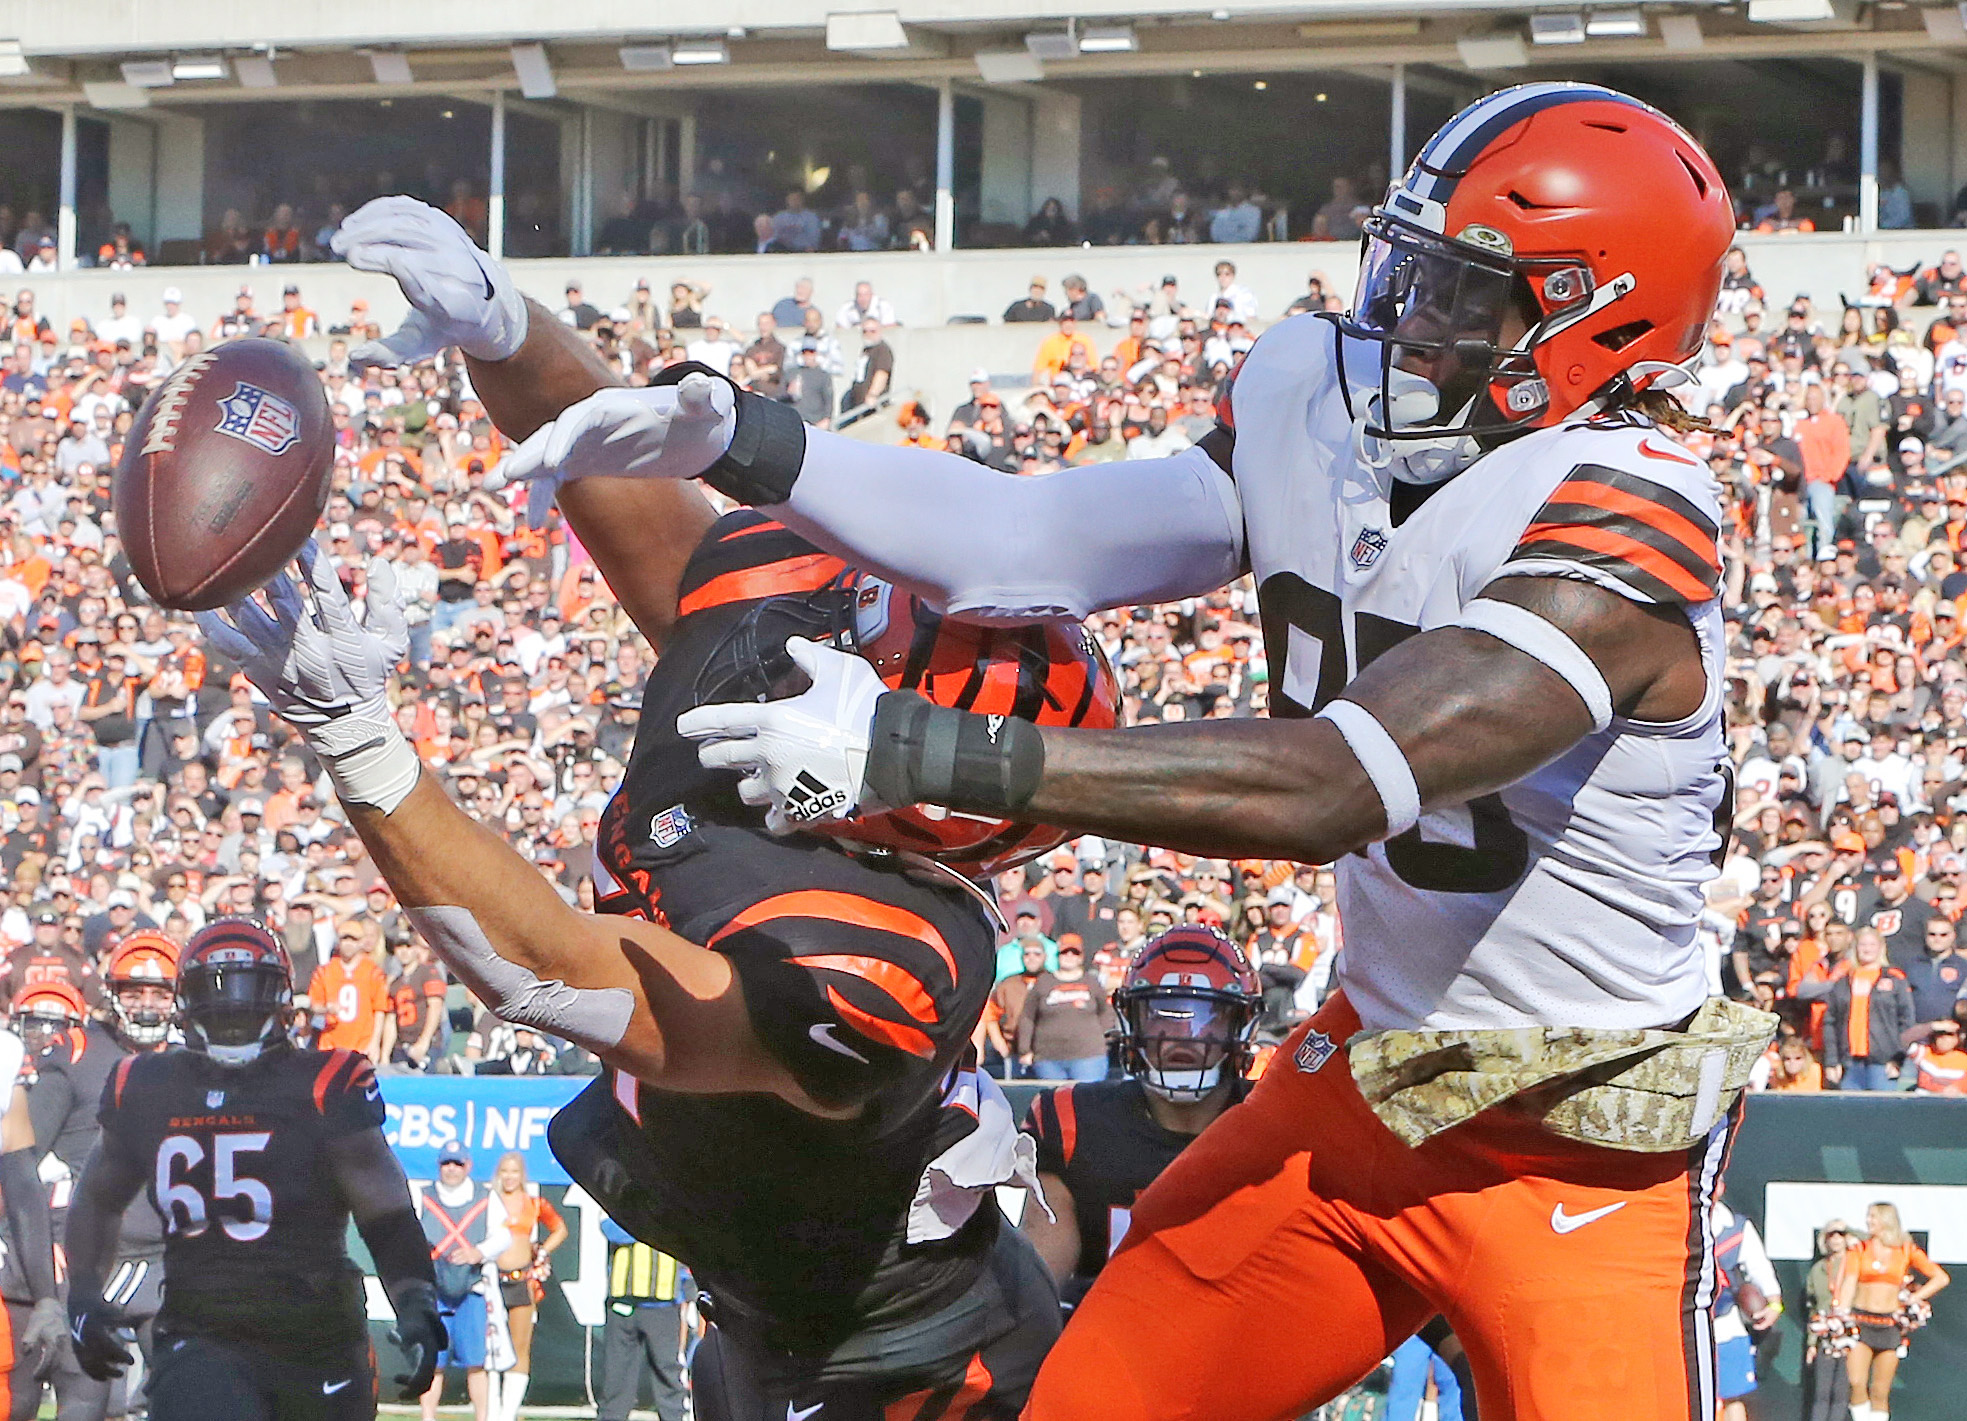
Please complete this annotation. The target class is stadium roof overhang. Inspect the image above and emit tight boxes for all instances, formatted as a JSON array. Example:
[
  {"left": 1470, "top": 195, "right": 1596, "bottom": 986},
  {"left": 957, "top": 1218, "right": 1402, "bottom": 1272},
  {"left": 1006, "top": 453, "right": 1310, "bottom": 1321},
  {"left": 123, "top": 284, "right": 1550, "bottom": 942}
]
[{"left": 0, "top": 0, "right": 1962, "bottom": 109}]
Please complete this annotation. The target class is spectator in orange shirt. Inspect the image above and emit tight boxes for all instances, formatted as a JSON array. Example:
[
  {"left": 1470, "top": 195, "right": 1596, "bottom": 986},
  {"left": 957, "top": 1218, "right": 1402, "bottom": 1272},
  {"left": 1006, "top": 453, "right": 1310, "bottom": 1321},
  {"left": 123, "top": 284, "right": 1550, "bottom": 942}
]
[
  {"left": 277, "top": 284, "right": 319, "bottom": 339},
  {"left": 1795, "top": 384, "right": 1849, "bottom": 559},
  {"left": 307, "top": 918, "right": 390, "bottom": 1059},
  {"left": 1109, "top": 308, "right": 1152, "bottom": 372},
  {"left": 1033, "top": 313, "right": 1096, "bottom": 385},
  {"left": 1766, "top": 1034, "right": 1824, "bottom": 1091}
]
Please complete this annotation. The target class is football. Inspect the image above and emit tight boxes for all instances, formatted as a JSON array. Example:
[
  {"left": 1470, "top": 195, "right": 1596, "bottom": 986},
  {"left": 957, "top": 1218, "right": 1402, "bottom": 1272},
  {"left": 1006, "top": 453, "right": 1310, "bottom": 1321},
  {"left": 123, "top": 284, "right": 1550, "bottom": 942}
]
[{"left": 113, "top": 337, "right": 335, "bottom": 611}]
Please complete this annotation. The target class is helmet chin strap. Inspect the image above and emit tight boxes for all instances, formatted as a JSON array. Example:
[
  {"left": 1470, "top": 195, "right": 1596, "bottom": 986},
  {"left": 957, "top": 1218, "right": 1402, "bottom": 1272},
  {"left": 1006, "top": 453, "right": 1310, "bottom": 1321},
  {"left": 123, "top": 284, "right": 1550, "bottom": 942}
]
[{"left": 1143, "top": 1063, "right": 1223, "bottom": 1101}]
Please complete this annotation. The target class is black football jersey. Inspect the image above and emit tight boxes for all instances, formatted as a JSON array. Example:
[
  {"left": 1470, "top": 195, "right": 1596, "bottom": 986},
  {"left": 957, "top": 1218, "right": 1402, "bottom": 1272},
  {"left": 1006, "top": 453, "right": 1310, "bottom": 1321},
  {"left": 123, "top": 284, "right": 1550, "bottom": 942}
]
[
  {"left": 555, "top": 511, "right": 1002, "bottom": 1355},
  {"left": 29, "top": 1022, "right": 168, "bottom": 1257},
  {"left": 97, "top": 1044, "right": 383, "bottom": 1358},
  {"left": 1022, "top": 1079, "right": 1248, "bottom": 1291}
]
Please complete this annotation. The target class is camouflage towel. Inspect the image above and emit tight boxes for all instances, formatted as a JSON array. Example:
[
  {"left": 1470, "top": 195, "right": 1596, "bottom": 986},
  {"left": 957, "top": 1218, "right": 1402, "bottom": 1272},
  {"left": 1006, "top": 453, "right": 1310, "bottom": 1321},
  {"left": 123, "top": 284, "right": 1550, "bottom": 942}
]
[{"left": 1348, "top": 997, "right": 1779, "bottom": 1153}]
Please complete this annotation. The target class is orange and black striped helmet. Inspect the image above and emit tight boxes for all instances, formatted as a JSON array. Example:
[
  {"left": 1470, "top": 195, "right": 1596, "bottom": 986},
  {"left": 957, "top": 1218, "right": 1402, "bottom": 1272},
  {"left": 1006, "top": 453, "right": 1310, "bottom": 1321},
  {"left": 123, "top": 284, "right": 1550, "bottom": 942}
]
[
  {"left": 835, "top": 578, "right": 1117, "bottom": 876},
  {"left": 691, "top": 544, "right": 1118, "bottom": 877},
  {"left": 179, "top": 918, "right": 292, "bottom": 1065}
]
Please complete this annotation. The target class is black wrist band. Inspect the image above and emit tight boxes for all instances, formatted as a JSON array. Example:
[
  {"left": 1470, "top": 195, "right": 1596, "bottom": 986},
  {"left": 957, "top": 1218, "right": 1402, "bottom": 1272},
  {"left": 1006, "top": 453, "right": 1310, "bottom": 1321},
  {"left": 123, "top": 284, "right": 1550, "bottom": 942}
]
[
  {"left": 866, "top": 691, "right": 1045, "bottom": 817},
  {"left": 649, "top": 360, "right": 808, "bottom": 507}
]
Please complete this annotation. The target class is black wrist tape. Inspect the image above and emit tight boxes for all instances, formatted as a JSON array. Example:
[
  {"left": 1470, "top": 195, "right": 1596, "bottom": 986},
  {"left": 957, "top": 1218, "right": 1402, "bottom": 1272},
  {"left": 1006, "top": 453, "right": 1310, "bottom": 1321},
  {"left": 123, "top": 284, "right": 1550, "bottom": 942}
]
[
  {"left": 649, "top": 360, "right": 808, "bottom": 507},
  {"left": 364, "top": 1207, "right": 438, "bottom": 1294},
  {"left": 866, "top": 691, "right": 1045, "bottom": 817}
]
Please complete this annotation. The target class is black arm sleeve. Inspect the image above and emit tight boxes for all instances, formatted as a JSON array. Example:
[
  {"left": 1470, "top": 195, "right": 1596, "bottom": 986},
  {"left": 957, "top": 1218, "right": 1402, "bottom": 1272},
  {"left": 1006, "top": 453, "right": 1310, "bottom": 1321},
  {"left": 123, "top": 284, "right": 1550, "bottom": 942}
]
[
  {"left": 1, "top": 1146, "right": 56, "bottom": 1300},
  {"left": 361, "top": 1206, "right": 438, "bottom": 1296},
  {"left": 25, "top": 1065, "right": 73, "bottom": 1160}
]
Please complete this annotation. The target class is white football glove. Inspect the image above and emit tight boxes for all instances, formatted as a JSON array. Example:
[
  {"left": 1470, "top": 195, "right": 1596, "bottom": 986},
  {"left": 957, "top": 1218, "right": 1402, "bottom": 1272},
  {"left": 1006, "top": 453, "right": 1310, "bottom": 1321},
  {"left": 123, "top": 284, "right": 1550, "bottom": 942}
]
[
  {"left": 197, "top": 542, "right": 422, "bottom": 813},
  {"left": 484, "top": 375, "right": 738, "bottom": 529},
  {"left": 678, "top": 637, "right": 890, "bottom": 835},
  {"left": 331, "top": 196, "right": 529, "bottom": 367}
]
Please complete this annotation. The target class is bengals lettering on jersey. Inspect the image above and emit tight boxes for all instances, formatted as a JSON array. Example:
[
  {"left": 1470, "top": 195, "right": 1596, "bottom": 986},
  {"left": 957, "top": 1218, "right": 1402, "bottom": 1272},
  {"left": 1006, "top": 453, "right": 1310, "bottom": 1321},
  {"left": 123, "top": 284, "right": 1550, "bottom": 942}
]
[{"left": 98, "top": 1046, "right": 384, "bottom": 1361}]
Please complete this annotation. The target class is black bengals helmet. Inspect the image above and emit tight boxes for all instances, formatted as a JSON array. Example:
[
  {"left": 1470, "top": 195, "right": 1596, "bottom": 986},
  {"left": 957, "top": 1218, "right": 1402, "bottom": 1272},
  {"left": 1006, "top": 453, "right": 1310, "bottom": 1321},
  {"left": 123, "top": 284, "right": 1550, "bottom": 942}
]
[
  {"left": 1112, "top": 925, "right": 1260, "bottom": 1101},
  {"left": 178, "top": 918, "right": 293, "bottom": 1066}
]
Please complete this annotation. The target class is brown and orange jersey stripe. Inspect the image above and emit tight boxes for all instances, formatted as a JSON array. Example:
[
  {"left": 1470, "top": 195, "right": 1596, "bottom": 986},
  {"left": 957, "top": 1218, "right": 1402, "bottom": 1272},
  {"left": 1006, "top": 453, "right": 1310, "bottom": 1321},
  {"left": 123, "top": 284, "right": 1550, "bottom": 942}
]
[{"left": 1508, "top": 463, "right": 1722, "bottom": 605}]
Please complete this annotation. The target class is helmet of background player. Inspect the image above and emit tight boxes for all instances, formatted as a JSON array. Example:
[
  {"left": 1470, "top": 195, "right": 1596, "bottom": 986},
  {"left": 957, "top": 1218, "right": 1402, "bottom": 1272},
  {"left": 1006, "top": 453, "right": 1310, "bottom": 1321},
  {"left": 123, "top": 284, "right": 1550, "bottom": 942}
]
[
  {"left": 11, "top": 979, "right": 87, "bottom": 1063},
  {"left": 1332, "top": 82, "right": 1734, "bottom": 485},
  {"left": 1112, "top": 925, "right": 1260, "bottom": 1102},
  {"left": 177, "top": 919, "right": 293, "bottom": 1067},
  {"left": 694, "top": 569, "right": 1119, "bottom": 877},
  {"left": 104, "top": 930, "right": 180, "bottom": 1047}
]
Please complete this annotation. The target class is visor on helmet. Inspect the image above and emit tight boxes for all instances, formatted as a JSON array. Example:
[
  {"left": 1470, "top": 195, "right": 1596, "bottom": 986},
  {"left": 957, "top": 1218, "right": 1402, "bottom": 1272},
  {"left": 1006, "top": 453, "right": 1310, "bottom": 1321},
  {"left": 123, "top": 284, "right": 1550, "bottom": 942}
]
[
  {"left": 692, "top": 576, "right": 895, "bottom": 709},
  {"left": 1117, "top": 986, "right": 1253, "bottom": 1101},
  {"left": 181, "top": 962, "right": 289, "bottom": 1048},
  {"left": 1341, "top": 215, "right": 1546, "bottom": 438}
]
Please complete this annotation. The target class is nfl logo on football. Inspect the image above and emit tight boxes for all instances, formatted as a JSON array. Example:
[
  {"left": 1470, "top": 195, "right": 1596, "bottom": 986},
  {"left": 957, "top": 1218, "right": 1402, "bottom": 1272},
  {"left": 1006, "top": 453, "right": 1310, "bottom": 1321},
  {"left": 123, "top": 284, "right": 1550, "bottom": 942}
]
[
  {"left": 214, "top": 381, "right": 302, "bottom": 456},
  {"left": 1350, "top": 527, "right": 1388, "bottom": 570}
]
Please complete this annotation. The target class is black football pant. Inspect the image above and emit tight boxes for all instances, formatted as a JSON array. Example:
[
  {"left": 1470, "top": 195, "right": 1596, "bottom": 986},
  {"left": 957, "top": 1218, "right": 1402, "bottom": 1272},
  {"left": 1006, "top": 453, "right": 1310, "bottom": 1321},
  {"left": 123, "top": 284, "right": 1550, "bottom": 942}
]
[
  {"left": 692, "top": 1224, "right": 1061, "bottom": 1421},
  {"left": 598, "top": 1300, "right": 689, "bottom": 1421},
  {"left": 148, "top": 1333, "right": 375, "bottom": 1421}
]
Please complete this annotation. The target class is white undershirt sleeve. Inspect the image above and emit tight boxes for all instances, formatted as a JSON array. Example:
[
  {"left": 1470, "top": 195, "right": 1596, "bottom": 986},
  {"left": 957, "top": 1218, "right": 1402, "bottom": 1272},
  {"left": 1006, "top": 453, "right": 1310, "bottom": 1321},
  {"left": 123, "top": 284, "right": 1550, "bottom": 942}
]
[{"left": 772, "top": 429, "right": 1245, "bottom": 622}]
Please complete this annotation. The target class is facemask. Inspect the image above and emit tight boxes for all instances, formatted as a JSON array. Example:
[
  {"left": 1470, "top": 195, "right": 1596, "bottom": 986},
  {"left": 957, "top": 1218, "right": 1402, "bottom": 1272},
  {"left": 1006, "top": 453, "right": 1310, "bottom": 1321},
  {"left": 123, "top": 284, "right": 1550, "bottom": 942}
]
[{"left": 1141, "top": 1062, "right": 1223, "bottom": 1102}]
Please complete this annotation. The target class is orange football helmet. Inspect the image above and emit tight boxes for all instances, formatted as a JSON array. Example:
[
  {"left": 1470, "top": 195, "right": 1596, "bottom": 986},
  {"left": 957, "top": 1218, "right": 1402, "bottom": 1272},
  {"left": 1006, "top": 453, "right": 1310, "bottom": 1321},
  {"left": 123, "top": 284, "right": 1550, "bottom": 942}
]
[
  {"left": 694, "top": 571, "right": 1118, "bottom": 877},
  {"left": 1339, "top": 82, "right": 1733, "bottom": 451}
]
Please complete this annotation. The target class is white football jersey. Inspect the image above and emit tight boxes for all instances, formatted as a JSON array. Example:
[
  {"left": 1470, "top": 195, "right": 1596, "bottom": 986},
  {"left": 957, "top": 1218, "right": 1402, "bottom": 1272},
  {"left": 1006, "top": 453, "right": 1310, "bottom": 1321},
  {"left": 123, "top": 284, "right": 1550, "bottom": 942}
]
[{"left": 1228, "top": 316, "right": 1728, "bottom": 1033}]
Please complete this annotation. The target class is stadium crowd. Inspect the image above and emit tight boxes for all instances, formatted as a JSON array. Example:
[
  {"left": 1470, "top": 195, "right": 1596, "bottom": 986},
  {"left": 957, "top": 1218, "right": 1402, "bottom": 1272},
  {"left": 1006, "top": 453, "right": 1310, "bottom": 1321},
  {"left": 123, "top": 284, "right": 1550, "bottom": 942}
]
[{"left": 0, "top": 235, "right": 1954, "bottom": 1102}]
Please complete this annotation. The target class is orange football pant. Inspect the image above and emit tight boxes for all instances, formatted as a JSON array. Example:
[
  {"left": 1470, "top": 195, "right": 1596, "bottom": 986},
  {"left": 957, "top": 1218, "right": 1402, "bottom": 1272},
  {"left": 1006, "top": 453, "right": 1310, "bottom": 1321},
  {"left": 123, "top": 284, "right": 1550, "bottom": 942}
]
[{"left": 1024, "top": 995, "right": 1732, "bottom": 1421}]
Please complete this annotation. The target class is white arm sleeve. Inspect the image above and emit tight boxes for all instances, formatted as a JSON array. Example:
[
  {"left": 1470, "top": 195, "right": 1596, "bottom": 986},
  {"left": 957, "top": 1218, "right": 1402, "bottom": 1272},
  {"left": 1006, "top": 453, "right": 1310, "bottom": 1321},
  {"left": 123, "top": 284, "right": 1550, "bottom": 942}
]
[{"left": 772, "top": 428, "right": 1245, "bottom": 622}]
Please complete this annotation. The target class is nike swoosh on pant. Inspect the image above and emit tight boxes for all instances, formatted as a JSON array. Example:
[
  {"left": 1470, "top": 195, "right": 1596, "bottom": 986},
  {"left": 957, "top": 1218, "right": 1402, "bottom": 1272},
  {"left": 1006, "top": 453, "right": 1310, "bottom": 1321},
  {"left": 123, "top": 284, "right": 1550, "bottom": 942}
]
[
  {"left": 1550, "top": 1200, "right": 1628, "bottom": 1234},
  {"left": 323, "top": 1379, "right": 353, "bottom": 1394}
]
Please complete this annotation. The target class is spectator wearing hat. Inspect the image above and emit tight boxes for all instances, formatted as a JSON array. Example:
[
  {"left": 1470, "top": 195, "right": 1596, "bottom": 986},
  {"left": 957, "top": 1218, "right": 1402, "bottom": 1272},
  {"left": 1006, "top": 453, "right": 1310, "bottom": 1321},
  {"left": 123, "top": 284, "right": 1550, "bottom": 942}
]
[
  {"left": 309, "top": 916, "right": 389, "bottom": 1061},
  {"left": 1015, "top": 937, "right": 1116, "bottom": 1082},
  {"left": 386, "top": 934, "right": 447, "bottom": 1070},
  {"left": 683, "top": 316, "right": 741, "bottom": 378},
  {"left": 81, "top": 887, "right": 155, "bottom": 956},
  {"left": 1907, "top": 1019, "right": 1967, "bottom": 1093},
  {"left": 1902, "top": 913, "right": 1967, "bottom": 1028},
  {"left": 1004, "top": 277, "right": 1054, "bottom": 324},
  {"left": 1851, "top": 854, "right": 1933, "bottom": 962},
  {"left": 984, "top": 937, "right": 1051, "bottom": 1078},
  {"left": 418, "top": 1141, "right": 494, "bottom": 1421},
  {"left": 4, "top": 909, "right": 100, "bottom": 1006},
  {"left": 560, "top": 281, "right": 601, "bottom": 331},
  {"left": 1054, "top": 863, "right": 1121, "bottom": 951},
  {"left": 277, "top": 283, "right": 318, "bottom": 340}
]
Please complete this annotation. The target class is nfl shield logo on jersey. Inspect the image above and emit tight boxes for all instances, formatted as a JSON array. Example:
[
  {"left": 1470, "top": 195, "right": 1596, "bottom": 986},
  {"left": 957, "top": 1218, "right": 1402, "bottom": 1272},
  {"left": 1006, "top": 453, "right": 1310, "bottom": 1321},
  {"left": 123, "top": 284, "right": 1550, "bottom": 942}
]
[
  {"left": 1350, "top": 527, "right": 1389, "bottom": 570},
  {"left": 214, "top": 381, "right": 302, "bottom": 456},
  {"left": 205, "top": 1089, "right": 225, "bottom": 1109},
  {"left": 1294, "top": 1028, "right": 1337, "bottom": 1073},
  {"left": 649, "top": 804, "right": 695, "bottom": 848}
]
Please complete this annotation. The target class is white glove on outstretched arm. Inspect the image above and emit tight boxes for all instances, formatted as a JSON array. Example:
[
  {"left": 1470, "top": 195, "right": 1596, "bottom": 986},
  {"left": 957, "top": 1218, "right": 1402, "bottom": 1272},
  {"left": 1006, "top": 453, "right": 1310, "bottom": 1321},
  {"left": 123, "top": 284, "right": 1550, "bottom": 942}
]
[
  {"left": 196, "top": 542, "right": 423, "bottom": 814},
  {"left": 331, "top": 195, "right": 529, "bottom": 367},
  {"left": 484, "top": 375, "right": 737, "bottom": 529},
  {"left": 678, "top": 638, "right": 889, "bottom": 835}
]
